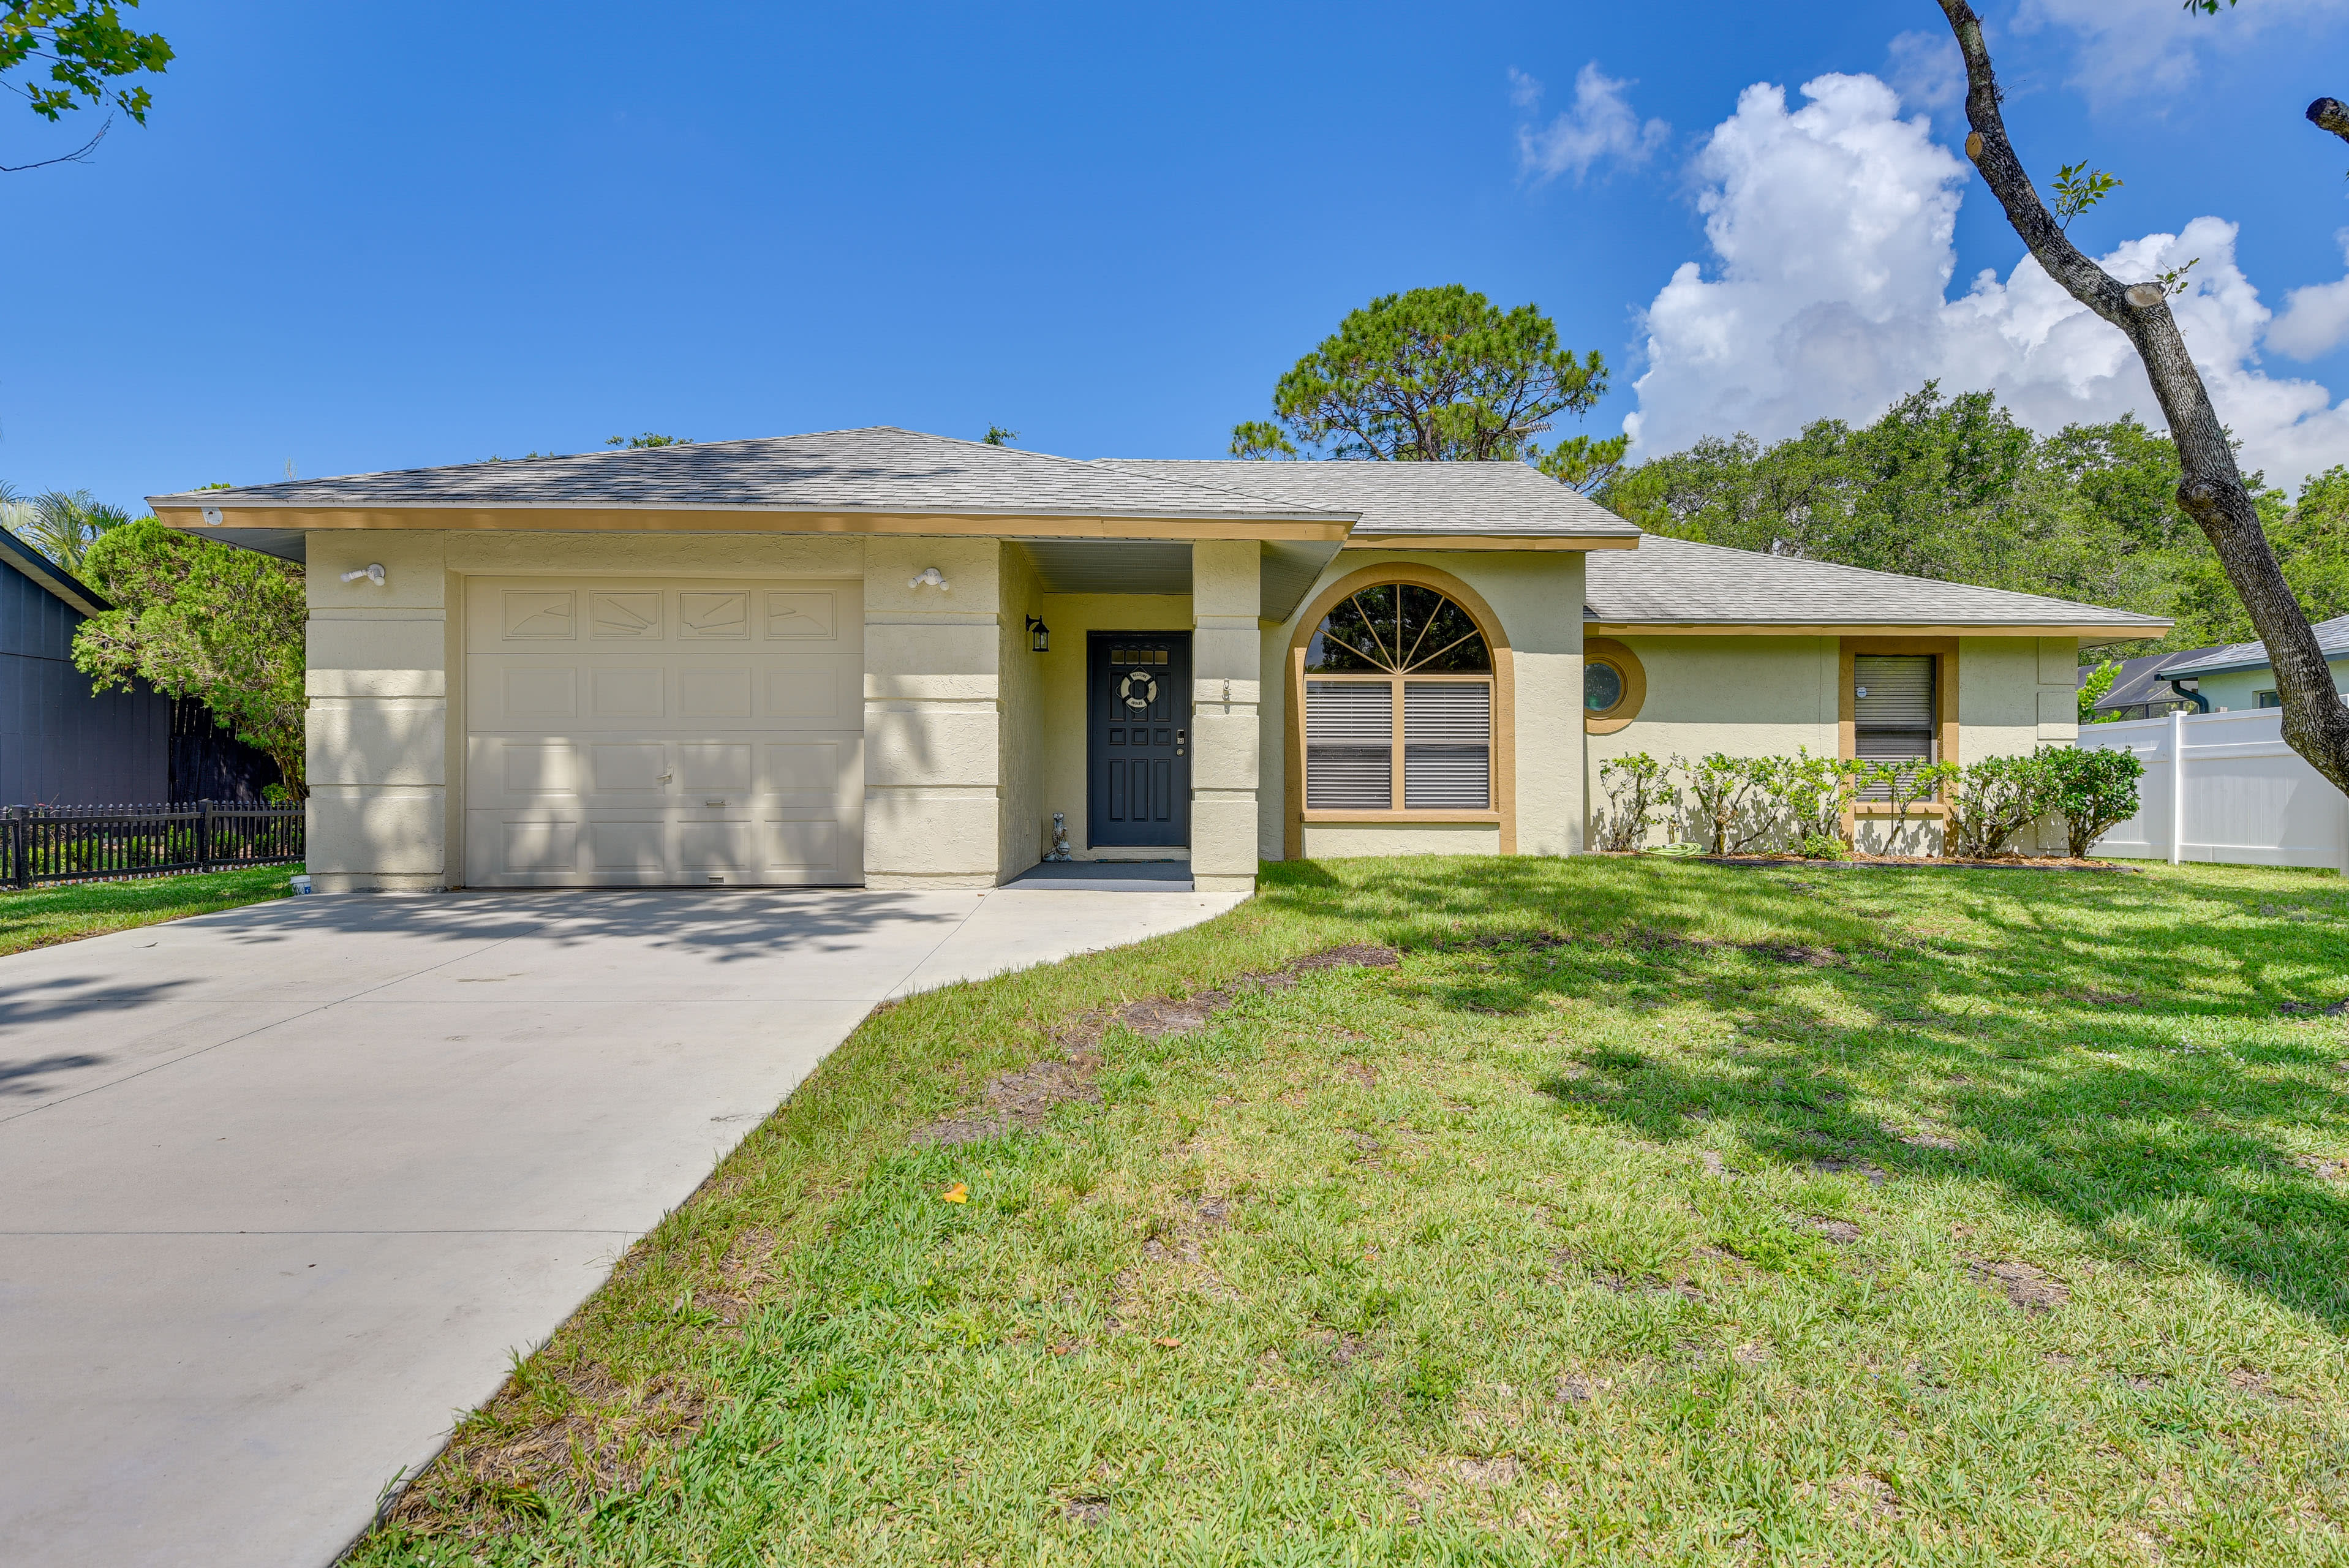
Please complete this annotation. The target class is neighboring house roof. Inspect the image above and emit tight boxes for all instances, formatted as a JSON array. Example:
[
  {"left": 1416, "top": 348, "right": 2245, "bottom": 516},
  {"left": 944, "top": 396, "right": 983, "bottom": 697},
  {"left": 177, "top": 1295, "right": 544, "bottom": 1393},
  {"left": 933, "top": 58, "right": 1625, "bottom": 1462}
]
[
  {"left": 0, "top": 526, "right": 108, "bottom": 617},
  {"left": 1095, "top": 459, "right": 1640, "bottom": 543},
  {"left": 2083, "top": 647, "right": 2208, "bottom": 712},
  {"left": 151, "top": 427, "right": 1356, "bottom": 525},
  {"left": 2161, "top": 613, "right": 2349, "bottom": 678},
  {"left": 1582, "top": 534, "right": 2171, "bottom": 636}
]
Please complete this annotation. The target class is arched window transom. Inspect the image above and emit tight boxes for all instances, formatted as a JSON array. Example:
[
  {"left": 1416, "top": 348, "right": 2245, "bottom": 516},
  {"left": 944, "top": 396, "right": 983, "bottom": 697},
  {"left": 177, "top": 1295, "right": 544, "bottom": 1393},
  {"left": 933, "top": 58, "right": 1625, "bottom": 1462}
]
[
  {"left": 1303, "top": 583, "right": 1493, "bottom": 813},
  {"left": 1305, "top": 584, "right": 1493, "bottom": 674}
]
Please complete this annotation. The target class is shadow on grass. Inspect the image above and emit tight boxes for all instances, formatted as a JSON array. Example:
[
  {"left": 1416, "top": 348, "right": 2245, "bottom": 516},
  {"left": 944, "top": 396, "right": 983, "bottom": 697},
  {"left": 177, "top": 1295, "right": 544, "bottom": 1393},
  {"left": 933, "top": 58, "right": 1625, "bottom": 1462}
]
[{"left": 1257, "top": 855, "right": 2349, "bottom": 1330}]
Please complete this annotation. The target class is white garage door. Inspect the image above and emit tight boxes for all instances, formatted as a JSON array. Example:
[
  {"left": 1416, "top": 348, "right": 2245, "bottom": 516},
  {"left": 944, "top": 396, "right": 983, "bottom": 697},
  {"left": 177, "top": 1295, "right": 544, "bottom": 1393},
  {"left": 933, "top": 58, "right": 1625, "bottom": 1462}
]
[{"left": 462, "top": 576, "right": 863, "bottom": 887}]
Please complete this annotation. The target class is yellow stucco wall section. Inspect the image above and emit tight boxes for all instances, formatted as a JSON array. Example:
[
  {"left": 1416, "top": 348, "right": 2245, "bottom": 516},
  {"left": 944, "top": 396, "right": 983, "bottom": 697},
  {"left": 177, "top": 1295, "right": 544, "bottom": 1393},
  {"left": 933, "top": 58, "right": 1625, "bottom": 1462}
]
[
  {"left": 1191, "top": 541, "right": 1262, "bottom": 891},
  {"left": 862, "top": 537, "right": 1000, "bottom": 889},
  {"left": 1259, "top": 548, "right": 1584, "bottom": 861},
  {"left": 996, "top": 543, "right": 1047, "bottom": 881},
  {"left": 306, "top": 530, "right": 453, "bottom": 892}
]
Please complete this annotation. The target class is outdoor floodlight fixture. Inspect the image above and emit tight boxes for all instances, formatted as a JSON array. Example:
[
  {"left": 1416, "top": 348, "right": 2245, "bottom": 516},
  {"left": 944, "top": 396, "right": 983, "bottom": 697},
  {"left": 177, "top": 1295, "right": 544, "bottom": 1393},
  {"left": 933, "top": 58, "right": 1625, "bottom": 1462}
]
[
  {"left": 341, "top": 564, "right": 387, "bottom": 586},
  {"left": 1025, "top": 614, "right": 1049, "bottom": 653},
  {"left": 201, "top": 507, "right": 222, "bottom": 526},
  {"left": 908, "top": 567, "right": 949, "bottom": 590}
]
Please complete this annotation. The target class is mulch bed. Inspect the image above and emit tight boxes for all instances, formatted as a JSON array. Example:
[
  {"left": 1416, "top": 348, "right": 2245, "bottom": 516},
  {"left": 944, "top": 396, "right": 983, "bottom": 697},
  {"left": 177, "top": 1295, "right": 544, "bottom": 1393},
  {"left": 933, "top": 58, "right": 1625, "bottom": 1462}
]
[{"left": 1595, "top": 852, "right": 2138, "bottom": 874}]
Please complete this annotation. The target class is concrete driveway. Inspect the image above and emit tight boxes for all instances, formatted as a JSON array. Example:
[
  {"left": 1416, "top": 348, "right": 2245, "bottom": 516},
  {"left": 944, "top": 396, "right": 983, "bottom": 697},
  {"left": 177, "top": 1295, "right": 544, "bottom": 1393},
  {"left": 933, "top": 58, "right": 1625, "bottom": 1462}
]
[{"left": 0, "top": 884, "right": 1243, "bottom": 1567}]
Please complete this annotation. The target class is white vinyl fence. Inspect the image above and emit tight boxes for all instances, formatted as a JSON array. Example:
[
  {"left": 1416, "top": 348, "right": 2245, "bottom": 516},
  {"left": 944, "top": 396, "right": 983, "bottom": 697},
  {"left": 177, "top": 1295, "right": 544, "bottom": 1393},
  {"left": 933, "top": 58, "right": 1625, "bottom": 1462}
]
[{"left": 2077, "top": 707, "right": 2349, "bottom": 871}]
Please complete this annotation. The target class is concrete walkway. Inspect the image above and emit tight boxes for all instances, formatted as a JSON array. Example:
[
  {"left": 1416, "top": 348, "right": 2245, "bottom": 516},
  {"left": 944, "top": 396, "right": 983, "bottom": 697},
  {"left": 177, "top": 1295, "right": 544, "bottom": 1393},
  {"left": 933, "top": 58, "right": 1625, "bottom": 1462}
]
[{"left": 0, "top": 884, "right": 1244, "bottom": 1567}]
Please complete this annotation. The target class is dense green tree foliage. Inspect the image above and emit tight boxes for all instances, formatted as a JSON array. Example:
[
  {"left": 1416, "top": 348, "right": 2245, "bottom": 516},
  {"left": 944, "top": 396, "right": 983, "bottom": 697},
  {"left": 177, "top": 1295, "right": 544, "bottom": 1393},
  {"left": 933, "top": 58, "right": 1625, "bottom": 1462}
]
[
  {"left": 73, "top": 519, "right": 307, "bottom": 794},
  {"left": 2, "top": 0, "right": 170, "bottom": 169},
  {"left": 1244, "top": 285, "right": 1616, "bottom": 467},
  {"left": 1600, "top": 382, "right": 2344, "bottom": 654}
]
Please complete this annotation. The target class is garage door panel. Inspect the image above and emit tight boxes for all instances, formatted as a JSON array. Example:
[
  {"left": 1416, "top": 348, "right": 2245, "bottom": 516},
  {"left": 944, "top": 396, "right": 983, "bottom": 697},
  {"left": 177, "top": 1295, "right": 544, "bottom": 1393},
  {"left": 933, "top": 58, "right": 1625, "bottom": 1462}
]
[
  {"left": 464, "top": 576, "right": 862, "bottom": 888},
  {"left": 678, "top": 743, "right": 753, "bottom": 792},
  {"left": 502, "top": 818, "right": 579, "bottom": 874},
  {"left": 767, "top": 818, "right": 840, "bottom": 872}
]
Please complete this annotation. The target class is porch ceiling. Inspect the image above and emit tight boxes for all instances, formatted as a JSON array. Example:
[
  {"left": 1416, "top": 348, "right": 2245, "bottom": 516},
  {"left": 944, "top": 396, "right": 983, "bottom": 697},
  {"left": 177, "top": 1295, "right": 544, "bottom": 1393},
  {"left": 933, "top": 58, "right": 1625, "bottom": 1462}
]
[{"left": 1019, "top": 538, "right": 1341, "bottom": 620}]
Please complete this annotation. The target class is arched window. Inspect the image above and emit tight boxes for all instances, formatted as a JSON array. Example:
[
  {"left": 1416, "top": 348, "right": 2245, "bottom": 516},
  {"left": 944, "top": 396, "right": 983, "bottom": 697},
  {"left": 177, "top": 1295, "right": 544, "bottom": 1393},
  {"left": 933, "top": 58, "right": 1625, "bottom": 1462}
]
[{"left": 1303, "top": 582, "right": 1493, "bottom": 811}]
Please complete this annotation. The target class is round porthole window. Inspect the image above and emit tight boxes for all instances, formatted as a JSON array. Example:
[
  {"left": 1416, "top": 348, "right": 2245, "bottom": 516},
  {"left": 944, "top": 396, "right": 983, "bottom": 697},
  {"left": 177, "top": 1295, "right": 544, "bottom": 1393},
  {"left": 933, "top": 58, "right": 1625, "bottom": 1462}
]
[
  {"left": 1585, "top": 660, "right": 1624, "bottom": 714},
  {"left": 1583, "top": 638, "right": 1645, "bottom": 733}
]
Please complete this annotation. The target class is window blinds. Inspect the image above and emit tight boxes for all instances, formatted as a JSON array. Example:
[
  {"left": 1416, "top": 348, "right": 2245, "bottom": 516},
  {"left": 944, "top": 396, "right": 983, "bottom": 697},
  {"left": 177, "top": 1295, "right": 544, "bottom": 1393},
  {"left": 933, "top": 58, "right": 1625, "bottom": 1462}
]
[
  {"left": 1853, "top": 654, "right": 1936, "bottom": 796},
  {"left": 1403, "top": 682, "right": 1491, "bottom": 808},
  {"left": 1305, "top": 681, "right": 1393, "bottom": 809},
  {"left": 1306, "top": 679, "right": 1491, "bottom": 811}
]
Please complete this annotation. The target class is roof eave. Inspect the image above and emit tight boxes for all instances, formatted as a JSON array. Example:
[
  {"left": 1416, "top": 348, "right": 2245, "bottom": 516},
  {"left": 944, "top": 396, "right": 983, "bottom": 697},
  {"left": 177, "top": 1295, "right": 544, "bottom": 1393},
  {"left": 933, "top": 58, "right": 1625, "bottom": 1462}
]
[{"left": 1586, "top": 618, "right": 2172, "bottom": 638}]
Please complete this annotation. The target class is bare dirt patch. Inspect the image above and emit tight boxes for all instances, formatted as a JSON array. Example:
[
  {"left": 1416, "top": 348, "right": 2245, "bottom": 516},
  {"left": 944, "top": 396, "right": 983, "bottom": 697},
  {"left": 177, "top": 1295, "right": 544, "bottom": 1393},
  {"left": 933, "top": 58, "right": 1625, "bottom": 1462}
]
[
  {"left": 1805, "top": 1217, "right": 1861, "bottom": 1243},
  {"left": 1063, "top": 943, "right": 1403, "bottom": 1047},
  {"left": 1969, "top": 1258, "right": 2070, "bottom": 1314},
  {"left": 2292, "top": 1153, "right": 2347, "bottom": 1181},
  {"left": 913, "top": 1052, "right": 1104, "bottom": 1147},
  {"left": 1793, "top": 1472, "right": 1904, "bottom": 1523}
]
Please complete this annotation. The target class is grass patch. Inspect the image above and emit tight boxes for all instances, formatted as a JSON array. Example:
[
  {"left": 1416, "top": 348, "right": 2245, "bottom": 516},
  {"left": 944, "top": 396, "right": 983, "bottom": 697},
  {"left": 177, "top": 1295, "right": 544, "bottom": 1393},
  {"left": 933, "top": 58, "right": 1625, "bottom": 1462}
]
[
  {"left": 0, "top": 862, "right": 299, "bottom": 956},
  {"left": 354, "top": 858, "right": 2349, "bottom": 1564}
]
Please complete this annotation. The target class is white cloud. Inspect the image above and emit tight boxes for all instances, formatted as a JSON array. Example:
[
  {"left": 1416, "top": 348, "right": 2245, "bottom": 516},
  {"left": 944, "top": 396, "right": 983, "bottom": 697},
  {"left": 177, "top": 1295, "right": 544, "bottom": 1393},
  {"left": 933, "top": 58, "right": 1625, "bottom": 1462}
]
[
  {"left": 1883, "top": 30, "right": 1963, "bottom": 115},
  {"left": 1624, "top": 72, "right": 2349, "bottom": 493},
  {"left": 1513, "top": 62, "right": 1668, "bottom": 184},
  {"left": 2269, "top": 232, "right": 2349, "bottom": 361},
  {"left": 2015, "top": 0, "right": 2349, "bottom": 105}
]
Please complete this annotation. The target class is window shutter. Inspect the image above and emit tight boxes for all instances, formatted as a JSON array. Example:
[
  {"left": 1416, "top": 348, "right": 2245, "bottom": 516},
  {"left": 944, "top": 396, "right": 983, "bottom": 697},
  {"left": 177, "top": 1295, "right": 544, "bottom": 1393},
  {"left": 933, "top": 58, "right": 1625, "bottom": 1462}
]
[
  {"left": 1853, "top": 654, "right": 1937, "bottom": 796},
  {"left": 1403, "top": 682, "right": 1490, "bottom": 809},
  {"left": 1306, "top": 680, "right": 1393, "bottom": 809}
]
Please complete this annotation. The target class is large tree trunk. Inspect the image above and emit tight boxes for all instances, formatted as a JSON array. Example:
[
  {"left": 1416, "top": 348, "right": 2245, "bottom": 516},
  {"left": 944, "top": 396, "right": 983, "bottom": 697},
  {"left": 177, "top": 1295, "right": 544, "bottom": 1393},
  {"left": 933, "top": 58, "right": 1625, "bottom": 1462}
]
[{"left": 1937, "top": 2, "right": 2349, "bottom": 795}]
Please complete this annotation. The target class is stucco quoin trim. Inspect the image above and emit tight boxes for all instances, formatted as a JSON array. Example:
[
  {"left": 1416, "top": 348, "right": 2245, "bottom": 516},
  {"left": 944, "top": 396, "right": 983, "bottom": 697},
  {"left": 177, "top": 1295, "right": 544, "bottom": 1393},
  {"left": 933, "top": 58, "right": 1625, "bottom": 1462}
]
[{"left": 1283, "top": 562, "right": 1517, "bottom": 861}]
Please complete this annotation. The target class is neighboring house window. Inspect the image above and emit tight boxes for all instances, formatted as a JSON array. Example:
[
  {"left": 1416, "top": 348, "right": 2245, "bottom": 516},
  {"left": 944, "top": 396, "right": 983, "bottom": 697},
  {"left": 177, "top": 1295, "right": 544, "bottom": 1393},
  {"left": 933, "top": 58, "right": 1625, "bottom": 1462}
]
[
  {"left": 1853, "top": 654, "right": 1937, "bottom": 797},
  {"left": 2257, "top": 690, "right": 2280, "bottom": 708},
  {"left": 1303, "top": 583, "right": 1491, "bottom": 810}
]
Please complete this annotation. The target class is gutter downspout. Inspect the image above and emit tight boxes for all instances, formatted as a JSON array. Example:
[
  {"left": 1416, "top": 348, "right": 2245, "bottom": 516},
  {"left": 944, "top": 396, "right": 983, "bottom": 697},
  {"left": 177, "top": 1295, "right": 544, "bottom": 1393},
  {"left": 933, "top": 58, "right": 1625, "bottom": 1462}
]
[{"left": 2164, "top": 676, "right": 2211, "bottom": 714}]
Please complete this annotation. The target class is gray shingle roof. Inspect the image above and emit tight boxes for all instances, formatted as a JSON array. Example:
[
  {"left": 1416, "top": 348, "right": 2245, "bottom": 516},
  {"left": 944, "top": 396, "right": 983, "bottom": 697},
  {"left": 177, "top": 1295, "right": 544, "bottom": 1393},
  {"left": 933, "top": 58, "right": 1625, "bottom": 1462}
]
[
  {"left": 1585, "top": 534, "right": 2170, "bottom": 631},
  {"left": 2163, "top": 613, "right": 2349, "bottom": 677},
  {"left": 1097, "top": 458, "right": 1638, "bottom": 538},
  {"left": 149, "top": 428, "right": 1354, "bottom": 524}
]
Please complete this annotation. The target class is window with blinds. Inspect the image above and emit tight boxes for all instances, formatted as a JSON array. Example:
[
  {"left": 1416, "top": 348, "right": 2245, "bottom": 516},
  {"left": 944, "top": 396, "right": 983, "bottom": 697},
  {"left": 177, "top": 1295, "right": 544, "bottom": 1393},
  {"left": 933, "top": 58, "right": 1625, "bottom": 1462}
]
[
  {"left": 1302, "top": 582, "right": 1494, "bottom": 813},
  {"left": 1853, "top": 654, "right": 1937, "bottom": 797}
]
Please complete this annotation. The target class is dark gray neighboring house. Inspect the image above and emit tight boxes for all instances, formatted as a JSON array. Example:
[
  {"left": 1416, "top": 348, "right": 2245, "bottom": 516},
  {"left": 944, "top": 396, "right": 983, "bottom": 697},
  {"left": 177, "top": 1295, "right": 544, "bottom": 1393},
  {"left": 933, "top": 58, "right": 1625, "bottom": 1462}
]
[
  {"left": 2083, "top": 647, "right": 2211, "bottom": 721},
  {"left": 0, "top": 526, "right": 169, "bottom": 804}
]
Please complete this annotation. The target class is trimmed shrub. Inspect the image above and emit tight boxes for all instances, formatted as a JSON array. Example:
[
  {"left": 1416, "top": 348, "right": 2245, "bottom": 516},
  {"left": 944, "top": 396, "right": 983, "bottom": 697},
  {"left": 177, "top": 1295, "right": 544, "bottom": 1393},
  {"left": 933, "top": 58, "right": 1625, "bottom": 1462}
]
[
  {"left": 1594, "top": 753, "right": 1674, "bottom": 852},
  {"left": 2044, "top": 745, "right": 2145, "bottom": 858},
  {"left": 1942, "top": 752, "right": 2055, "bottom": 859}
]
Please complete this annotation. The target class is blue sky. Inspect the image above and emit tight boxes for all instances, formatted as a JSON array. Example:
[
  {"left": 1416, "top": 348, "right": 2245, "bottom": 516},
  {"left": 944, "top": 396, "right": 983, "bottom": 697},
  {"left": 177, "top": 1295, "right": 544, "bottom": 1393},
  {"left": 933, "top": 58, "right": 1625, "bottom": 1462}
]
[{"left": 9, "top": 0, "right": 2349, "bottom": 510}]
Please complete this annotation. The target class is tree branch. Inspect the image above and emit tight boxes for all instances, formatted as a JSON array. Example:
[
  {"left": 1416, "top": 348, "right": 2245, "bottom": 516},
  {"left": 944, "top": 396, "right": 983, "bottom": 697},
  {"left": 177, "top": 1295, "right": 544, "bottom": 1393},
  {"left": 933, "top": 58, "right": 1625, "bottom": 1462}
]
[
  {"left": 1937, "top": 0, "right": 2349, "bottom": 796},
  {"left": 0, "top": 113, "right": 108, "bottom": 172}
]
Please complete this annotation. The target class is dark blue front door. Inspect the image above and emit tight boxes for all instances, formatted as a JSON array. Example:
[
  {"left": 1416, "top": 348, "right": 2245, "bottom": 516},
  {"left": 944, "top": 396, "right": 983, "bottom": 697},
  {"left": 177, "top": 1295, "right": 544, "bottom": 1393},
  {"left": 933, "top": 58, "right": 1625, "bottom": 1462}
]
[{"left": 1087, "top": 632, "right": 1191, "bottom": 847}]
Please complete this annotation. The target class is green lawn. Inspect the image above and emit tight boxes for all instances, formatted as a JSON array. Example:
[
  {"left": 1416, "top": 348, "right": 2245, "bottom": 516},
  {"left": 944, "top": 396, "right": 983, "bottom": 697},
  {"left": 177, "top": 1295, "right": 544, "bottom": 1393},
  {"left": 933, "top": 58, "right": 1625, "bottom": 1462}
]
[
  {"left": 0, "top": 862, "right": 300, "bottom": 956},
  {"left": 356, "top": 858, "right": 2349, "bottom": 1566}
]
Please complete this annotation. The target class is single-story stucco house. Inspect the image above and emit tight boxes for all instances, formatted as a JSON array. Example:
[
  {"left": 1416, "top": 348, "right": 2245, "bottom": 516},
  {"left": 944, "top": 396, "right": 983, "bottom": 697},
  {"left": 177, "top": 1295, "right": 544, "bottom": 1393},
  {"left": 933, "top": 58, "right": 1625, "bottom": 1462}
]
[{"left": 150, "top": 428, "right": 2170, "bottom": 893}]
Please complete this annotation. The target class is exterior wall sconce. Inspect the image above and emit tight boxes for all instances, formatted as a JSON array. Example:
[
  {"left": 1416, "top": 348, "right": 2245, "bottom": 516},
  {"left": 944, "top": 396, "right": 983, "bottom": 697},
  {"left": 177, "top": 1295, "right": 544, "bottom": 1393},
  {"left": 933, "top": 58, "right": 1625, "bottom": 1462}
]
[
  {"left": 1025, "top": 614, "right": 1049, "bottom": 654},
  {"left": 908, "top": 567, "right": 949, "bottom": 590},
  {"left": 340, "top": 563, "right": 387, "bottom": 586}
]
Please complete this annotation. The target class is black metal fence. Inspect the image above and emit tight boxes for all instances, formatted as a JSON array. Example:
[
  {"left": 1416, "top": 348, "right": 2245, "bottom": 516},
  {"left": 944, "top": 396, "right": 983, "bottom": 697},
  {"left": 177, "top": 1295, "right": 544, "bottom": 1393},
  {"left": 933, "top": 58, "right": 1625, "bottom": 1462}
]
[{"left": 1, "top": 801, "right": 304, "bottom": 889}]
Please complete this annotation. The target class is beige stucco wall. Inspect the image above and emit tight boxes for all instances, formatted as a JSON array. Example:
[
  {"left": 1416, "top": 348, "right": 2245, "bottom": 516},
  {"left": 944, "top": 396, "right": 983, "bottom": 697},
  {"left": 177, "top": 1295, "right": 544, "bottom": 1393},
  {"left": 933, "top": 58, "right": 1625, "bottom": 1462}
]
[
  {"left": 1192, "top": 541, "right": 1261, "bottom": 892},
  {"left": 996, "top": 543, "right": 1047, "bottom": 881},
  {"left": 1257, "top": 548, "right": 1585, "bottom": 861},
  {"left": 306, "top": 532, "right": 453, "bottom": 892},
  {"left": 862, "top": 537, "right": 1000, "bottom": 889},
  {"left": 1579, "top": 633, "right": 2083, "bottom": 852},
  {"left": 1033, "top": 592, "right": 1192, "bottom": 859}
]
